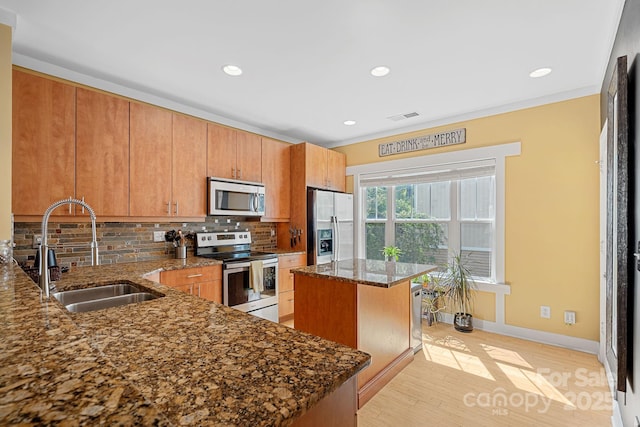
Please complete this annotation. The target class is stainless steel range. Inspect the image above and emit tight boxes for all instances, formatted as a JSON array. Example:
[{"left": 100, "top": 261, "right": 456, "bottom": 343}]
[{"left": 194, "top": 231, "right": 278, "bottom": 322}]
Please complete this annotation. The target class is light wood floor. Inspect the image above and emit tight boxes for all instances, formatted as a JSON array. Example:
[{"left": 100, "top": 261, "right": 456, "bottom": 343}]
[{"left": 357, "top": 323, "right": 613, "bottom": 427}]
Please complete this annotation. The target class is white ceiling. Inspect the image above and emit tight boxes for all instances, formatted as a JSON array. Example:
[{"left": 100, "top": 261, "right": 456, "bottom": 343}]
[{"left": 0, "top": 0, "right": 626, "bottom": 147}]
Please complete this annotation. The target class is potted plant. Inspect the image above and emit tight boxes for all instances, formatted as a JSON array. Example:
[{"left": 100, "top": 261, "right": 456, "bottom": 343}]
[
  {"left": 441, "top": 252, "right": 476, "bottom": 332},
  {"left": 414, "top": 274, "right": 446, "bottom": 326},
  {"left": 382, "top": 245, "right": 402, "bottom": 262}
]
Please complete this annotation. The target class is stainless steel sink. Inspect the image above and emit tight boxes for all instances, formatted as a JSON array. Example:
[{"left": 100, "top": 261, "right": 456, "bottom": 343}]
[{"left": 52, "top": 283, "right": 163, "bottom": 313}]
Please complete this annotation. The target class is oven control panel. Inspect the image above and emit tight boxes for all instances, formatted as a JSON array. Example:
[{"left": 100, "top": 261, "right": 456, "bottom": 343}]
[{"left": 196, "top": 231, "right": 252, "bottom": 248}]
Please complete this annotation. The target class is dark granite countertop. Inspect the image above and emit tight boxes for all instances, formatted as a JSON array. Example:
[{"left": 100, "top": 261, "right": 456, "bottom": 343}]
[
  {"left": 291, "top": 258, "right": 437, "bottom": 288},
  {"left": 0, "top": 258, "right": 370, "bottom": 426}
]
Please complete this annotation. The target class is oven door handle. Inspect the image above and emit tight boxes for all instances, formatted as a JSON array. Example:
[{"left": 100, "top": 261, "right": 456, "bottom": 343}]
[{"left": 226, "top": 260, "right": 278, "bottom": 270}]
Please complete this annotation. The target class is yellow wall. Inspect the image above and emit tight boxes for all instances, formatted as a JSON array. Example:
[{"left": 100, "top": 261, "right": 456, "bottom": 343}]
[
  {"left": 0, "top": 24, "right": 11, "bottom": 241},
  {"left": 336, "top": 95, "right": 601, "bottom": 340}
]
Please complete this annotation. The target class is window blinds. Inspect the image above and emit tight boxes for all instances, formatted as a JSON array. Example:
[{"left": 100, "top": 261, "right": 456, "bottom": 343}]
[{"left": 359, "top": 159, "right": 496, "bottom": 187}]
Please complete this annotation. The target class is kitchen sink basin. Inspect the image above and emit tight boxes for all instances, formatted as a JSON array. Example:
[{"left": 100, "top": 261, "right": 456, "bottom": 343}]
[{"left": 52, "top": 282, "right": 163, "bottom": 313}]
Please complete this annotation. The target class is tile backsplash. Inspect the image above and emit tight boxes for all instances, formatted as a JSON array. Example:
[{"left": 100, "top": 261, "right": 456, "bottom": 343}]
[{"left": 14, "top": 218, "right": 277, "bottom": 269}]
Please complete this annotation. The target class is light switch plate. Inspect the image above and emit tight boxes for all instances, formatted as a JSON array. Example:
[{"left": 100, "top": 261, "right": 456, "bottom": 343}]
[
  {"left": 153, "top": 231, "right": 165, "bottom": 242},
  {"left": 32, "top": 234, "right": 42, "bottom": 249}
]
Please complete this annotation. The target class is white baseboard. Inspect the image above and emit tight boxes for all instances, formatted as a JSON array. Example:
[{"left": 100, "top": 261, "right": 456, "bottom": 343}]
[
  {"left": 439, "top": 313, "right": 599, "bottom": 354},
  {"left": 601, "top": 351, "right": 624, "bottom": 427}
]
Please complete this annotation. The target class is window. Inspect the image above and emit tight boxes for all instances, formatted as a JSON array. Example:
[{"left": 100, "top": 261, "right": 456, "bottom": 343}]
[
  {"left": 350, "top": 142, "right": 520, "bottom": 285},
  {"left": 361, "top": 162, "right": 496, "bottom": 280}
]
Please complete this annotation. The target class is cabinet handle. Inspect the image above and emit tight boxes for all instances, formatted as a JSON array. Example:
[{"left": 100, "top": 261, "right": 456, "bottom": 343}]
[
  {"left": 69, "top": 196, "right": 73, "bottom": 214},
  {"left": 81, "top": 196, "right": 85, "bottom": 214},
  {"left": 197, "top": 283, "right": 201, "bottom": 297},
  {"left": 166, "top": 202, "right": 171, "bottom": 215},
  {"left": 232, "top": 168, "right": 236, "bottom": 178},
  {"left": 174, "top": 201, "right": 179, "bottom": 215},
  {"left": 187, "top": 273, "right": 203, "bottom": 278},
  {"left": 238, "top": 169, "right": 242, "bottom": 179}
]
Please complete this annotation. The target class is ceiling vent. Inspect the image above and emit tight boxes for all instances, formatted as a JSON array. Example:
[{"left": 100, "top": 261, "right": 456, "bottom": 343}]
[{"left": 387, "top": 112, "right": 419, "bottom": 121}]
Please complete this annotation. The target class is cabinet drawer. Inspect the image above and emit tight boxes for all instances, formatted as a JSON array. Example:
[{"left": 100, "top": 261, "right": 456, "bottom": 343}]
[
  {"left": 161, "top": 265, "right": 222, "bottom": 286},
  {"left": 160, "top": 267, "right": 202, "bottom": 285},
  {"left": 279, "top": 290, "right": 295, "bottom": 317},
  {"left": 279, "top": 253, "right": 306, "bottom": 269},
  {"left": 199, "top": 265, "right": 222, "bottom": 282}
]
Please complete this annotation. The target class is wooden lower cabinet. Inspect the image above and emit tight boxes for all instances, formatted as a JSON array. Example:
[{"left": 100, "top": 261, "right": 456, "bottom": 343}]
[
  {"left": 278, "top": 253, "right": 306, "bottom": 322},
  {"left": 160, "top": 265, "right": 222, "bottom": 304},
  {"left": 294, "top": 273, "right": 411, "bottom": 408}
]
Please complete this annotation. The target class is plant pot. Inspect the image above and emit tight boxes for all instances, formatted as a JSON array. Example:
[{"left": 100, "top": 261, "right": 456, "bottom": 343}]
[
  {"left": 454, "top": 312, "right": 473, "bottom": 332},
  {"left": 425, "top": 311, "right": 435, "bottom": 326}
]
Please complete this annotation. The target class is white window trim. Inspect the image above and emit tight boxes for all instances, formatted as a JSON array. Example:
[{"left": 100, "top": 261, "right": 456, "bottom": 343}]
[{"left": 348, "top": 142, "right": 521, "bottom": 284}]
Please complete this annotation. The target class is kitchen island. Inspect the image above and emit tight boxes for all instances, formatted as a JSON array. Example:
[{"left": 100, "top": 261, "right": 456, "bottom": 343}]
[
  {"left": 0, "top": 258, "right": 370, "bottom": 426},
  {"left": 292, "top": 258, "right": 436, "bottom": 407}
]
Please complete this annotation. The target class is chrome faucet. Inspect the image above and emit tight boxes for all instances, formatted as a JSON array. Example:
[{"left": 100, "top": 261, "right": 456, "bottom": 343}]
[{"left": 39, "top": 197, "right": 99, "bottom": 297}]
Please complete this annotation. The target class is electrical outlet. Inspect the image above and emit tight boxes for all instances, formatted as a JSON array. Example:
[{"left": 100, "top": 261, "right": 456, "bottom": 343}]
[
  {"left": 564, "top": 310, "right": 576, "bottom": 325},
  {"left": 540, "top": 305, "right": 551, "bottom": 319},
  {"left": 32, "top": 234, "right": 42, "bottom": 249},
  {"left": 153, "top": 231, "right": 165, "bottom": 242}
]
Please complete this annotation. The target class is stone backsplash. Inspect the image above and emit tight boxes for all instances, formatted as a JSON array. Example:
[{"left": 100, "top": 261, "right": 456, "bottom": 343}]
[{"left": 14, "top": 218, "right": 277, "bottom": 269}]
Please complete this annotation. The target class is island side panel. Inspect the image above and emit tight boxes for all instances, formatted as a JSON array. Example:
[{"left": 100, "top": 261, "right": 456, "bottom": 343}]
[
  {"left": 290, "top": 376, "right": 357, "bottom": 427},
  {"left": 356, "top": 280, "right": 412, "bottom": 406},
  {"left": 293, "top": 273, "right": 358, "bottom": 348}
]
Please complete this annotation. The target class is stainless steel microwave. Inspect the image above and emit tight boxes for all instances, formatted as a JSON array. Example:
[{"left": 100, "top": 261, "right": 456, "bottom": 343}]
[{"left": 208, "top": 178, "right": 265, "bottom": 217}]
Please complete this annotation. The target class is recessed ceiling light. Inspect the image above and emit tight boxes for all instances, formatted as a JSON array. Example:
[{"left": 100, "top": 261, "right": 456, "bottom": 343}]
[
  {"left": 370, "top": 66, "right": 390, "bottom": 77},
  {"left": 343, "top": 120, "right": 356, "bottom": 126},
  {"left": 529, "top": 67, "right": 552, "bottom": 78},
  {"left": 222, "top": 65, "right": 243, "bottom": 76}
]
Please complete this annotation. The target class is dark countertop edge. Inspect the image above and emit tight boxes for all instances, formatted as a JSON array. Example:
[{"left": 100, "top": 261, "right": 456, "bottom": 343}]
[
  {"left": 271, "top": 249, "right": 306, "bottom": 256},
  {"left": 291, "top": 260, "right": 437, "bottom": 288}
]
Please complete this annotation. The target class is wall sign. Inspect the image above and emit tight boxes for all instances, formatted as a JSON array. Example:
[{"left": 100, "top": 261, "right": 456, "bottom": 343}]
[{"left": 378, "top": 128, "right": 466, "bottom": 157}]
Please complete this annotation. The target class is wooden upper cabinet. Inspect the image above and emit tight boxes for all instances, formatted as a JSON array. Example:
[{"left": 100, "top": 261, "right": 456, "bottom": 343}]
[
  {"left": 207, "top": 123, "right": 236, "bottom": 180},
  {"left": 326, "top": 149, "right": 346, "bottom": 192},
  {"left": 304, "top": 143, "right": 328, "bottom": 189},
  {"left": 207, "top": 124, "right": 262, "bottom": 182},
  {"left": 129, "top": 102, "right": 172, "bottom": 216},
  {"left": 294, "top": 142, "right": 346, "bottom": 191},
  {"left": 261, "top": 137, "right": 290, "bottom": 221},
  {"left": 236, "top": 131, "right": 262, "bottom": 182},
  {"left": 172, "top": 114, "right": 207, "bottom": 217},
  {"left": 76, "top": 88, "right": 130, "bottom": 216},
  {"left": 12, "top": 70, "right": 76, "bottom": 216}
]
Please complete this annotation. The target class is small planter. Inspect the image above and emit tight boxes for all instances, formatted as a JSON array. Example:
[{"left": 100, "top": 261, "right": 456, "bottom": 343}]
[
  {"left": 454, "top": 312, "right": 474, "bottom": 332},
  {"left": 422, "top": 289, "right": 444, "bottom": 326}
]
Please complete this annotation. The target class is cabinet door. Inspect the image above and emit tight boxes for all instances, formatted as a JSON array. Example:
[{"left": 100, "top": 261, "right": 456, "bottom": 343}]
[
  {"left": 236, "top": 131, "right": 262, "bottom": 182},
  {"left": 172, "top": 114, "right": 207, "bottom": 217},
  {"left": 279, "top": 290, "right": 295, "bottom": 318},
  {"left": 76, "top": 88, "right": 130, "bottom": 216},
  {"left": 207, "top": 123, "right": 237, "bottom": 179},
  {"left": 304, "top": 143, "right": 328, "bottom": 188},
  {"left": 261, "top": 138, "right": 290, "bottom": 221},
  {"left": 199, "top": 280, "right": 222, "bottom": 303},
  {"left": 129, "top": 103, "right": 173, "bottom": 216},
  {"left": 12, "top": 70, "right": 76, "bottom": 216},
  {"left": 326, "top": 149, "right": 346, "bottom": 192}
]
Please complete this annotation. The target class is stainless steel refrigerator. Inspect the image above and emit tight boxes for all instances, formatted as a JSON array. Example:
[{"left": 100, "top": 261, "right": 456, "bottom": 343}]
[{"left": 307, "top": 188, "right": 354, "bottom": 265}]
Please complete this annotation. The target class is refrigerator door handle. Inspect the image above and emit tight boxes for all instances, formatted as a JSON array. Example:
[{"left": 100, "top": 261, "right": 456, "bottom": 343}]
[{"left": 333, "top": 216, "right": 340, "bottom": 262}]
